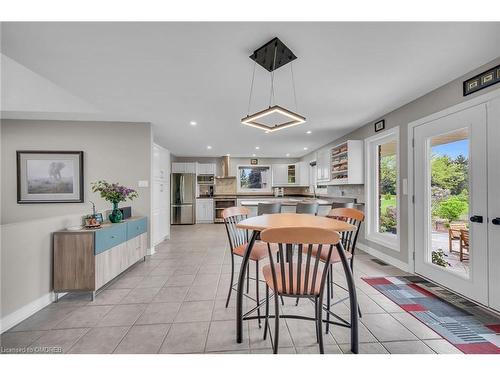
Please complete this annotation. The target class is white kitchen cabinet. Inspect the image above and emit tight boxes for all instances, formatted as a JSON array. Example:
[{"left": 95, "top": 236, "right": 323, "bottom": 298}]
[
  {"left": 196, "top": 163, "right": 216, "bottom": 175},
  {"left": 298, "top": 161, "right": 309, "bottom": 186},
  {"left": 172, "top": 162, "right": 196, "bottom": 174},
  {"left": 272, "top": 164, "right": 288, "bottom": 186},
  {"left": 272, "top": 163, "right": 306, "bottom": 186},
  {"left": 196, "top": 198, "right": 214, "bottom": 223},
  {"left": 316, "top": 148, "right": 331, "bottom": 183},
  {"left": 153, "top": 144, "right": 170, "bottom": 247}
]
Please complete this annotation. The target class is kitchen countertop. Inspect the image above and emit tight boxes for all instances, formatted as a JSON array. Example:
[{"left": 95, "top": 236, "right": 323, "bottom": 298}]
[{"left": 239, "top": 197, "right": 331, "bottom": 206}]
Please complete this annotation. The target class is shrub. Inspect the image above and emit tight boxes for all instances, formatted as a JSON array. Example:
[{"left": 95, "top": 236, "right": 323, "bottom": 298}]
[
  {"left": 435, "top": 196, "right": 468, "bottom": 223},
  {"left": 380, "top": 207, "right": 397, "bottom": 233},
  {"left": 432, "top": 249, "right": 450, "bottom": 267}
]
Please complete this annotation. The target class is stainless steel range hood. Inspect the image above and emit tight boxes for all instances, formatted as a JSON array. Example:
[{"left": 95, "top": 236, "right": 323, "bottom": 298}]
[{"left": 217, "top": 155, "right": 233, "bottom": 178}]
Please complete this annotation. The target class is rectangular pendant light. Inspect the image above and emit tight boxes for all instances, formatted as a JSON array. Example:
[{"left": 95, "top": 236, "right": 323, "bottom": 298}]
[{"left": 241, "top": 105, "right": 306, "bottom": 133}]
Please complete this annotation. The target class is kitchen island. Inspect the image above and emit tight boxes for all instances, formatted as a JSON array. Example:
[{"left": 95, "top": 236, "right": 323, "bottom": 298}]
[{"left": 237, "top": 196, "right": 335, "bottom": 216}]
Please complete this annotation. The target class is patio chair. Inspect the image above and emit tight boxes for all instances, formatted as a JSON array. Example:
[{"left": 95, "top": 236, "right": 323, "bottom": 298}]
[
  {"left": 459, "top": 229, "right": 469, "bottom": 261},
  {"left": 448, "top": 223, "right": 467, "bottom": 253}
]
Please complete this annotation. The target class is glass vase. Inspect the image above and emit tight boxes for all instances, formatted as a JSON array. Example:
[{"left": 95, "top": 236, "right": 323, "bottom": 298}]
[{"left": 108, "top": 202, "right": 123, "bottom": 223}]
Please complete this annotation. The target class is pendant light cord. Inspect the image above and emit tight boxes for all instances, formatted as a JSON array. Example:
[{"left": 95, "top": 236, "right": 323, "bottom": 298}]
[
  {"left": 291, "top": 61, "right": 298, "bottom": 112},
  {"left": 247, "top": 61, "right": 257, "bottom": 116},
  {"left": 269, "top": 44, "right": 278, "bottom": 107}
]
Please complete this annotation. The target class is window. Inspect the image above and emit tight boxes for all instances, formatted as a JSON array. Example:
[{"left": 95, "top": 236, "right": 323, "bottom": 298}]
[
  {"left": 365, "top": 127, "right": 400, "bottom": 250},
  {"left": 237, "top": 165, "right": 271, "bottom": 193}
]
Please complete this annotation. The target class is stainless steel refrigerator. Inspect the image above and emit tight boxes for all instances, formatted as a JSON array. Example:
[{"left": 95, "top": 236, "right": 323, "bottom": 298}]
[{"left": 171, "top": 173, "right": 196, "bottom": 224}]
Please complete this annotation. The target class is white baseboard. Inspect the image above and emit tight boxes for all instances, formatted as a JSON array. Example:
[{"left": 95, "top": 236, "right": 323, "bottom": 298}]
[
  {"left": 0, "top": 291, "right": 63, "bottom": 334},
  {"left": 357, "top": 242, "right": 410, "bottom": 272},
  {"left": 147, "top": 247, "right": 155, "bottom": 256}
]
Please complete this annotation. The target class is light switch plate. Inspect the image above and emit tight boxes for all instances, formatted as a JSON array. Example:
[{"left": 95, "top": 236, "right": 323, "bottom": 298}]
[
  {"left": 402, "top": 178, "right": 408, "bottom": 195},
  {"left": 138, "top": 180, "right": 149, "bottom": 188}
]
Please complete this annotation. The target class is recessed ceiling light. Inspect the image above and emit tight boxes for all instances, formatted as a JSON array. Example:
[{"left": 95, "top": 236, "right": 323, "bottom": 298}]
[
  {"left": 190, "top": 121, "right": 197, "bottom": 126},
  {"left": 306, "top": 130, "right": 312, "bottom": 134},
  {"left": 207, "top": 145, "right": 212, "bottom": 150},
  {"left": 252, "top": 153, "right": 256, "bottom": 157},
  {"left": 303, "top": 147, "right": 308, "bottom": 151},
  {"left": 226, "top": 153, "right": 230, "bottom": 156},
  {"left": 286, "top": 153, "right": 290, "bottom": 157},
  {"left": 255, "top": 146, "right": 260, "bottom": 150}
]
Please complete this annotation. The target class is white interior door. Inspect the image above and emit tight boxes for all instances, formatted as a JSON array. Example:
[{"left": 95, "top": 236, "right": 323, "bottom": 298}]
[
  {"left": 414, "top": 104, "right": 488, "bottom": 305},
  {"left": 488, "top": 98, "right": 500, "bottom": 311}
]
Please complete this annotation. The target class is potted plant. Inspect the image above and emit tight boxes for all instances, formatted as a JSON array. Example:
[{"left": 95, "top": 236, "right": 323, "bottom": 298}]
[{"left": 91, "top": 180, "right": 138, "bottom": 223}]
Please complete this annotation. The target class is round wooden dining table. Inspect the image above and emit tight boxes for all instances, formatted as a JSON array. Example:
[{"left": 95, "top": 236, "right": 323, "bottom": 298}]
[{"left": 235, "top": 213, "right": 359, "bottom": 353}]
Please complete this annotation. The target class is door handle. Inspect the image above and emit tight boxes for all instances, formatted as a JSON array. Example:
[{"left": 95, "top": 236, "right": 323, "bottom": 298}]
[
  {"left": 470, "top": 215, "right": 483, "bottom": 223},
  {"left": 492, "top": 217, "right": 500, "bottom": 225}
]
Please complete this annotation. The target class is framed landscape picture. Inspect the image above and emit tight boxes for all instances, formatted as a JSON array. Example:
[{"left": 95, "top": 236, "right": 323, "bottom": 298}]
[{"left": 17, "top": 151, "right": 84, "bottom": 203}]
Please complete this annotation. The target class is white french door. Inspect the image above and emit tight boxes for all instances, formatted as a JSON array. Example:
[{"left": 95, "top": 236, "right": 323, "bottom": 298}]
[
  {"left": 414, "top": 104, "right": 489, "bottom": 305},
  {"left": 487, "top": 97, "right": 500, "bottom": 312}
]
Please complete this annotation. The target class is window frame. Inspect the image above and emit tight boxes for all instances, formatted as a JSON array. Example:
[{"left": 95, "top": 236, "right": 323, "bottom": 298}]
[{"left": 364, "top": 127, "right": 400, "bottom": 251}]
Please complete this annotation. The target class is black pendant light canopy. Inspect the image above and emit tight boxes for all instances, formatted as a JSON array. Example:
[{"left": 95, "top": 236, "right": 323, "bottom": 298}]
[{"left": 249, "top": 37, "right": 297, "bottom": 72}]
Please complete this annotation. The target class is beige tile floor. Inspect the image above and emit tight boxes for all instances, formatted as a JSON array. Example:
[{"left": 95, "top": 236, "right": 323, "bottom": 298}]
[{"left": 1, "top": 224, "right": 463, "bottom": 354}]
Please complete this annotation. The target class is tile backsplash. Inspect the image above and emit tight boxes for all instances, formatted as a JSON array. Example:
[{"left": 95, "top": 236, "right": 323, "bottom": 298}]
[{"left": 326, "top": 184, "right": 365, "bottom": 203}]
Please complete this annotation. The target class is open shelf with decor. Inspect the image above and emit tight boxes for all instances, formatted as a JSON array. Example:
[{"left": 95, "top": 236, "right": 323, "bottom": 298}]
[{"left": 328, "top": 140, "right": 364, "bottom": 185}]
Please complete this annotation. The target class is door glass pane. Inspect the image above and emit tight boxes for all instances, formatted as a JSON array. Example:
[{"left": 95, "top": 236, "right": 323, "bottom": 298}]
[
  {"left": 429, "top": 128, "right": 470, "bottom": 278},
  {"left": 378, "top": 140, "right": 397, "bottom": 235}
]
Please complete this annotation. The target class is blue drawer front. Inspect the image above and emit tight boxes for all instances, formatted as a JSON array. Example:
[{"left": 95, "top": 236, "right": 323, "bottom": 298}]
[
  {"left": 127, "top": 217, "right": 147, "bottom": 240},
  {"left": 94, "top": 223, "right": 127, "bottom": 254}
]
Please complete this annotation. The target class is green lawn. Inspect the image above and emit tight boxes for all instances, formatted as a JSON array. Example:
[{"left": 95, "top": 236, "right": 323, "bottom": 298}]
[{"left": 380, "top": 195, "right": 396, "bottom": 213}]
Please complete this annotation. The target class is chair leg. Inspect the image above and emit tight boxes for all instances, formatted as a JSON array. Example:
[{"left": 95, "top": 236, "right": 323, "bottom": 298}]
[
  {"left": 350, "top": 261, "right": 362, "bottom": 319},
  {"left": 317, "top": 296, "right": 325, "bottom": 354},
  {"left": 255, "top": 260, "right": 261, "bottom": 328},
  {"left": 225, "top": 254, "right": 234, "bottom": 308},
  {"left": 314, "top": 297, "right": 319, "bottom": 343},
  {"left": 246, "top": 262, "right": 250, "bottom": 294},
  {"left": 273, "top": 291, "right": 280, "bottom": 354},
  {"left": 330, "top": 263, "right": 334, "bottom": 298},
  {"left": 263, "top": 285, "right": 269, "bottom": 340},
  {"left": 326, "top": 270, "right": 331, "bottom": 334}
]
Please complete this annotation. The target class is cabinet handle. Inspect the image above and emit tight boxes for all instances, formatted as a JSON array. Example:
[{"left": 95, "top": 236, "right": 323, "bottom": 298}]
[
  {"left": 492, "top": 217, "right": 500, "bottom": 225},
  {"left": 110, "top": 235, "right": 116, "bottom": 239}
]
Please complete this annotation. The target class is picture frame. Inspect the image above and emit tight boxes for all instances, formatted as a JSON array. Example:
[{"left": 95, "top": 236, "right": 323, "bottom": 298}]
[
  {"left": 250, "top": 158, "right": 258, "bottom": 165},
  {"left": 374, "top": 119, "right": 385, "bottom": 132},
  {"left": 463, "top": 64, "right": 500, "bottom": 96},
  {"left": 16, "top": 151, "right": 84, "bottom": 204}
]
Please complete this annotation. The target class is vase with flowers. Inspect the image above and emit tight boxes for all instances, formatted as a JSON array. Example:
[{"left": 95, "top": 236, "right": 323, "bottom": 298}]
[{"left": 91, "top": 180, "right": 138, "bottom": 223}]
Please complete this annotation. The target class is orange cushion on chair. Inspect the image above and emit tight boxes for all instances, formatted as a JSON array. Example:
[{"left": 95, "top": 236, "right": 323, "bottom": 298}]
[
  {"left": 233, "top": 241, "right": 269, "bottom": 261},
  {"left": 262, "top": 264, "right": 326, "bottom": 296},
  {"left": 302, "top": 244, "right": 352, "bottom": 264}
]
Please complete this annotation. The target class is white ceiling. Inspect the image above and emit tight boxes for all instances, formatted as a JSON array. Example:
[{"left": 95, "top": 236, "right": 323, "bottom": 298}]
[{"left": 2, "top": 22, "right": 500, "bottom": 157}]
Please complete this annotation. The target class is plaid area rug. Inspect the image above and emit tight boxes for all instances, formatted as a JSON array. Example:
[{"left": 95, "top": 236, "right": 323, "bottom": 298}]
[{"left": 362, "top": 276, "right": 500, "bottom": 354}]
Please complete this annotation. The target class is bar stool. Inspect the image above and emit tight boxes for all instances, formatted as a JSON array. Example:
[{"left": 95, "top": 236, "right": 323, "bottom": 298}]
[
  {"left": 296, "top": 201, "right": 319, "bottom": 215},
  {"left": 222, "top": 207, "right": 268, "bottom": 327},
  {"left": 331, "top": 202, "right": 355, "bottom": 209},
  {"left": 296, "top": 207, "right": 364, "bottom": 329},
  {"left": 260, "top": 226, "right": 354, "bottom": 354},
  {"left": 325, "top": 208, "right": 364, "bottom": 330},
  {"left": 257, "top": 202, "right": 282, "bottom": 215}
]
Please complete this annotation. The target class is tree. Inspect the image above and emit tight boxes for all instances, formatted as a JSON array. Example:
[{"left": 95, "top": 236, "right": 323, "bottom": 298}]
[
  {"left": 431, "top": 155, "right": 466, "bottom": 195},
  {"left": 380, "top": 154, "right": 397, "bottom": 195},
  {"left": 435, "top": 196, "right": 468, "bottom": 224}
]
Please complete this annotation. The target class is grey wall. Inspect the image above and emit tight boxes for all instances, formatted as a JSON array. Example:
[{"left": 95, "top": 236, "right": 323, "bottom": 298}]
[
  {"left": 302, "top": 56, "right": 500, "bottom": 265},
  {"left": 0, "top": 119, "right": 152, "bottom": 326}
]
